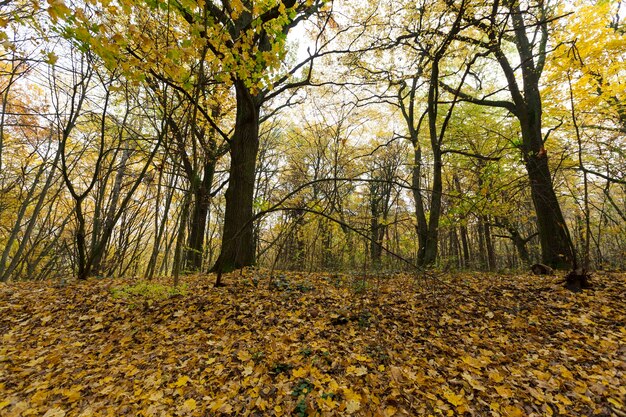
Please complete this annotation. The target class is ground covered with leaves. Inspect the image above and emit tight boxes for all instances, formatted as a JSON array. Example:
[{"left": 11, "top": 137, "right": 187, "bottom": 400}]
[{"left": 1, "top": 271, "right": 625, "bottom": 417}]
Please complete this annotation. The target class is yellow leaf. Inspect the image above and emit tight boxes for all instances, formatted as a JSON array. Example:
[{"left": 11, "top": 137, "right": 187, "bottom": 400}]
[
  {"left": 462, "top": 355, "right": 488, "bottom": 369},
  {"left": 495, "top": 385, "right": 513, "bottom": 398},
  {"left": 46, "top": 52, "right": 58, "bottom": 65},
  {"left": 346, "top": 365, "right": 368, "bottom": 376},
  {"left": 488, "top": 369, "right": 505, "bottom": 383},
  {"left": 0, "top": 400, "right": 10, "bottom": 410},
  {"left": 149, "top": 390, "right": 163, "bottom": 401},
  {"left": 175, "top": 376, "right": 191, "bottom": 387},
  {"left": 343, "top": 387, "right": 362, "bottom": 403},
  {"left": 242, "top": 365, "right": 254, "bottom": 376},
  {"left": 31, "top": 390, "right": 49, "bottom": 405},
  {"left": 42, "top": 408, "right": 66, "bottom": 417},
  {"left": 183, "top": 398, "right": 196, "bottom": 411},
  {"left": 354, "top": 366, "right": 367, "bottom": 376},
  {"left": 559, "top": 366, "right": 574, "bottom": 380},
  {"left": 292, "top": 367, "right": 308, "bottom": 378},
  {"left": 502, "top": 405, "right": 524, "bottom": 417},
  {"left": 237, "top": 350, "right": 252, "bottom": 361},
  {"left": 384, "top": 406, "right": 398, "bottom": 417},
  {"left": 63, "top": 388, "right": 81, "bottom": 403},
  {"left": 555, "top": 394, "right": 572, "bottom": 405},
  {"left": 608, "top": 398, "right": 623, "bottom": 409},
  {"left": 532, "top": 369, "right": 551, "bottom": 381},
  {"left": 443, "top": 389, "right": 465, "bottom": 407},
  {"left": 461, "top": 372, "right": 486, "bottom": 391},
  {"left": 543, "top": 403, "right": 554, "bottom": 416},
  {"left": 354, "top": 354, "right": 369, "bottom": 362},
  {"left": 345, "top": 399, "right": 361, "bottom": 414}
]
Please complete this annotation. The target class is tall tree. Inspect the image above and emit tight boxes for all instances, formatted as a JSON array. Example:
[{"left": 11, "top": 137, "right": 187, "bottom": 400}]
[
  {"left": 187, "top": 0, "right": 326, "bottom": 273},
  {"left": 443, "top": 0, "right": 576, "bottom": 268}
]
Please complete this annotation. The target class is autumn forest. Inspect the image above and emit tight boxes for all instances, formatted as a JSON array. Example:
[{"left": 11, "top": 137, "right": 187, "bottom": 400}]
[{"left": 0, "top": 0, "right": 625, "bottom": 415}]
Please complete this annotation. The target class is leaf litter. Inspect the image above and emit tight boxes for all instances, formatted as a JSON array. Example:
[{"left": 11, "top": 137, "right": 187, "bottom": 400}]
[{"left": 0, "top": 271, "right": 624, "bottom": 416}]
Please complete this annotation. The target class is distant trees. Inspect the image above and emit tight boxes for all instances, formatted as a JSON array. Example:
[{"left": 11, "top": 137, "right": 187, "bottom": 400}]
[{"left": 0, "top": 0, "right": 623, "bottom": 282}]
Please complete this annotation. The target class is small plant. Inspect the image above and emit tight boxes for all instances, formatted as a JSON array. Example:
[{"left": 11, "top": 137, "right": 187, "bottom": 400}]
[
  {"left": 269, "top": 362, "right": 292, "bottom": 375},
  {"left": 366, "top": 343, "right": 390, "bottom": 364},
  {"left": 252, "top": 350, "right": 265, "bottom": 363},
  {"left": 300, "top": 346, "right": 312, "bottom": 357},
  {"left": 295, "top": 283, "right": 314, "bottom": 293},
  {"left": 357, "top": 310, "right": 372, "bottom": 328},
  {"left": 111, "top": 281, "right": 187, "bottom": 300},
  {"left": 294, "top": 398, "right": 308, "bottom": 417},
  {"left": 351, "top": 279, "right": 370, "bottom": 294},
  {"left": 270, "top": 274, "right": 291, "bottom": 290},
  {"left": 291, "top": 378, "right": 314, "bottom": 398},
  {"left": 321, "top": 392, "right": 337, "bottom": 400},
  {"left": 323, "top": 274, "right": 343, "bottom": 288}
]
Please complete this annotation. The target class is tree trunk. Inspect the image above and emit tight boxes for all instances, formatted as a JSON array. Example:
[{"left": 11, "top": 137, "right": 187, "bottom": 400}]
[
  {"left": 369, "top": 182, "right": 384, "bottom": 267},
  {"left": 483, "top": 216, "right": 496, "bottom": 270},
  {"left": 91, "top": 148, "right": 131, "bottom": 275},
  {"left": 510, "top": 229, "right": 531, "bottom": 264},
  {"left": 173, "top": 192, "right": 191, "bottom": 286},
  {"left": 451, "top": 2, "right": 577, "bottom": 270},
  {"left": 512, "top": 3, "right": 575, "bottom": 269},
  {"left": 521, "top": 120, "right": 574, "bottom": 269},
  {"left": 412, "top": 146, "right": 429, "bottom": 266},
  {"left": 75, "top": 202, "right": 89, "bottom": 280},
  {"left": 0, "top": 148, "right": 57, "bottom": 282},
  {"left": 185, "top": 160, "right": 214, "bottom": 272},
  {"left": 211, "top": 80, "right": 260, "bottom": 273},
  {"left": 146, "top": 168, "right": 177, "bottom": 280},
  {"left": 421, "top": 53, "right": 444, "bottom": 267}
]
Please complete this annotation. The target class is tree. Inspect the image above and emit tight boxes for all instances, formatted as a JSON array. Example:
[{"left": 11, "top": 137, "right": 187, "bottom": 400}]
[
  {"left": 443, "top": 0, "right": 576, "bottom": 269},
  {"left": 190, "top": 0, "right": 326, "bottom": 274},
  {"left": 366, "top": 140, "right": 405, "bottom": 267}
]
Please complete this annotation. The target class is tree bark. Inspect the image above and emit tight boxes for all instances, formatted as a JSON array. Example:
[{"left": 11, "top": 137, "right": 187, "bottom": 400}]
[
  {"left": 521, "top": 120, "right": 574, "bottom": 269},
  {"left": 185, "top": 160, "right": 215, "bottom": 271},
  {"left": 211, "top": 80, "right": 261, "bottom": 273},
  {"left": 412, "top": 146, "right": 429, "bottom": 266},
  {"left": 483, "top": 216, "right": 496, "bottom": 270}
]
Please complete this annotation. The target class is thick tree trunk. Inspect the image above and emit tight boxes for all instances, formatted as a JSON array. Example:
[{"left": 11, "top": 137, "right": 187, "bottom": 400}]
[
  {"left": 422, "top": 152, "right": 442, "bottom": 266},
  {"left": 369, "top": 219, "right": 384, "bottom": 267},
  {"left": 512, "top": 3, "right": 575, "bottom": 270},
  {"left": 421, "top": 54, "right": 444, "bottom": 267},
  {"left": 211, "top": 81, "right": 260, "bottom": 274},
  {"left": 520, "top": 120, "right": 574, "bottom": 269},
  {"left": 173, "top": 191, "right": 191, "bottom": 286}
]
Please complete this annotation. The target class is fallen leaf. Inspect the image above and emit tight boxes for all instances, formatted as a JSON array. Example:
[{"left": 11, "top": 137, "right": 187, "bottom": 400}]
[
  {"left": 175, "top": 376, "right": 191, "bottom": 387},
  {"left": 42, "top": 408, "right": 66, "bottom": 417},
  {"left": 495, "top": 385, "right": 513, "bottom": 398}
]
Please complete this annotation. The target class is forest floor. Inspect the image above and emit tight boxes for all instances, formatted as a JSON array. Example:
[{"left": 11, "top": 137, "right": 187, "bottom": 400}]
[{"left": 0, "top": 270, "right": 624, "bottom": 417}]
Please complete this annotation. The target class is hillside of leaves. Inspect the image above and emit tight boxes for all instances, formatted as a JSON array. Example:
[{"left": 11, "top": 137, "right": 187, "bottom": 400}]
[{"left": 1, "top": 271, "right": 625, "bottom": 416}]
